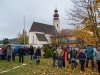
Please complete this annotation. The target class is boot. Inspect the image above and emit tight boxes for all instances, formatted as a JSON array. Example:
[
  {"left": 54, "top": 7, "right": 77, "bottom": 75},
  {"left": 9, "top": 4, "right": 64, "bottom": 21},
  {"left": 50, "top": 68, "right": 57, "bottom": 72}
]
[
  {"left": 38, "top": 60, "right": 40, "bottom": 64},
  {"left": 36, "top": 60, "right": 38, "bottom": 65}
]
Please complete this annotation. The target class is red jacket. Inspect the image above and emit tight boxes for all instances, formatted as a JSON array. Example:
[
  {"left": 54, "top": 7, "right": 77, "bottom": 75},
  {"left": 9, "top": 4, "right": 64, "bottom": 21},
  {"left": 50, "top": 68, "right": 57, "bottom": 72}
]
[{"left": 62, "top": 49, "right": 68, "bottom": 62}]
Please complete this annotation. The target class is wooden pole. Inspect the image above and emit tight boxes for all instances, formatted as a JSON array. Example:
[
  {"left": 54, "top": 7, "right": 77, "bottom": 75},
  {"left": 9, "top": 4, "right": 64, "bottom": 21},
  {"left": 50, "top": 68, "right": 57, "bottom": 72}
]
[{"left": 65, "top": 51, "right": 67, "bottom": 69}]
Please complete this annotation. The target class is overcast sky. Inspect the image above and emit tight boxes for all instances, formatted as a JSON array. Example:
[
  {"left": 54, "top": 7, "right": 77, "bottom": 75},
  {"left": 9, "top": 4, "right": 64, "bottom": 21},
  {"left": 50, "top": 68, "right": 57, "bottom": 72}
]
[{"left": 0, "top": 0, "right": 74, "bottom": 40}]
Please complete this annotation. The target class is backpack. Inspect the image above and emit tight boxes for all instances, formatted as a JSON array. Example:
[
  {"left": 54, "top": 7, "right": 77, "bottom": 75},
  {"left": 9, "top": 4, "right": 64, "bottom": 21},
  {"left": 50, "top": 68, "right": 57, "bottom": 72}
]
[{"left": 52, "top": 50, "right": 56, "bottom": 58}]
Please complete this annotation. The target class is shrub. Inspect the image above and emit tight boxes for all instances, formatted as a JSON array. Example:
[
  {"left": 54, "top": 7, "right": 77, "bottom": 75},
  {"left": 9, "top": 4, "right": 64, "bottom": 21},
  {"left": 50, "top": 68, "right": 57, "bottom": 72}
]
[{"left": 43, "top": 45, "right": 52, "bottom": 58}]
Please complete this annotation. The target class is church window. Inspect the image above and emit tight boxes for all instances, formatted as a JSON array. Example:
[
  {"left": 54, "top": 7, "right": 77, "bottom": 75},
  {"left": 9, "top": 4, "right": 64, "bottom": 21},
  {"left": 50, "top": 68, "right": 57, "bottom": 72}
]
[{"left": 57, "top": 24, "right": 58, "bottom": 27}]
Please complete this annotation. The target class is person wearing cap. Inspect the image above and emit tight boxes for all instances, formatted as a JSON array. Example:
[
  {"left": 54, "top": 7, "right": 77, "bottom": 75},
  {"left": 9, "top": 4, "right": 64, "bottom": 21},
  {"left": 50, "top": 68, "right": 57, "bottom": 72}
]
[
  {"left": 36, "top": 46, "right": 41, "bottom": 65},
  {"left": 78, "top": 50, "right": 86, "bottom": 72},
  {"left": 85, "top": 45, "right": 94, "bottom": 68},
  {"left": 94, "top": 46, "right": 100, "bottom": 74}
]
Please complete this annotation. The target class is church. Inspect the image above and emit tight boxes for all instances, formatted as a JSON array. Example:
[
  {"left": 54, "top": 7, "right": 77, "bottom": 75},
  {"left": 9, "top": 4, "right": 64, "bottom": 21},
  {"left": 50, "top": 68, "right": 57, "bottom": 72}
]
[{"left": 29, "top": 8, "right": 60, "bottom": 47}]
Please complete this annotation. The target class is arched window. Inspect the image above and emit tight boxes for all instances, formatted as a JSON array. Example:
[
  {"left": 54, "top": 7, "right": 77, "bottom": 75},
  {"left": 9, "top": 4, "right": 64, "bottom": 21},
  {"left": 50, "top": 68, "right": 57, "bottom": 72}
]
[{"left": 57, "top": 24, "right": 58, "bottom": 27}]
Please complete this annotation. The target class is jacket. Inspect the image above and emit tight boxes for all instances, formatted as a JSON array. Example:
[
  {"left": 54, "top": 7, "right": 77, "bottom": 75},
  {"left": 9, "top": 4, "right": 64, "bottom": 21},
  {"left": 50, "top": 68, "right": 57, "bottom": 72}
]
[
  {"left": 0, "top": 49, "right": 3, "bottom": 55},
  {"left": 18, "top": 48, "right": 24, "bottom": 55},
  {"left": 78, "top": 53, "right": 86, "bottom": 63},
  {"left": 62, "top": 49, "right": 68, "bottom": 62},
  {"left": 7, "top": 47, "right": 12, "bottom": 56},
  {"left": 29, "top": 48, "right": 34, "bottom": 55},
  {"left": 36, "top": 49, "right": 41, "bottom": 56},
  {"left": 85, "top": 47, "right": 94, "bottom": 58},
  {"left": 56, "top": 48, "right": 64, "bottom": 57},
  {"left": 94, "top": 49, "right": 100, "bottom": 62}
]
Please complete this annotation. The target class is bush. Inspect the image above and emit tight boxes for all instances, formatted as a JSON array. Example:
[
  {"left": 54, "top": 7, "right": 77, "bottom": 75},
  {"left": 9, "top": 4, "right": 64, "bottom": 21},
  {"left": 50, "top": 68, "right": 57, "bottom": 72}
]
[{"left": 43, "top": 46, "right": 52, "bottom": 58}]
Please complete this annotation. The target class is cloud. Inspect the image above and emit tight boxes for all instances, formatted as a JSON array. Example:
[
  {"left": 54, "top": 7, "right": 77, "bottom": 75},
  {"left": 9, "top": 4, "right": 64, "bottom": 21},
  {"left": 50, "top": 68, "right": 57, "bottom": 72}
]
[{"left": 0, "top": 0, "right": 73, "bottom": 40}]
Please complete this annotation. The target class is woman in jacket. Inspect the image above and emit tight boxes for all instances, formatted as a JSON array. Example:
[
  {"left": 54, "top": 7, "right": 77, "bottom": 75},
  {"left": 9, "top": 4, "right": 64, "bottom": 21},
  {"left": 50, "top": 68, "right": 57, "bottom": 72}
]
[
  {"left": 29, "top": 46, "right": 34, "bottom": 64},
  {"left": 36, "top": 46, "right": 41, "bottom": 65},
  {"left": 78, "top": 50, "right": 86, "bottom": 72}
]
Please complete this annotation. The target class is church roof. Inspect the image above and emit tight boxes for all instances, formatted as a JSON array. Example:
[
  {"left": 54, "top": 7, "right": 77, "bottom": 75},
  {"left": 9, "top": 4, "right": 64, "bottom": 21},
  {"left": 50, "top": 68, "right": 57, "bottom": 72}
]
[
  {"left": 35, "top": 33, "right": 48, "bottom": 41},
  {"left": 29, "top": 22, "right": 58, "bottom": 34}
]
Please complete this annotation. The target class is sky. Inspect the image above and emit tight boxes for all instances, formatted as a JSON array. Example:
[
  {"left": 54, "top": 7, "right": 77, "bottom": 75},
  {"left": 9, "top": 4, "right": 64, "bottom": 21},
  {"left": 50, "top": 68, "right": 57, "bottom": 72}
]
[{"left": 0, "top": 0, "right": 74, "bottom": 40}]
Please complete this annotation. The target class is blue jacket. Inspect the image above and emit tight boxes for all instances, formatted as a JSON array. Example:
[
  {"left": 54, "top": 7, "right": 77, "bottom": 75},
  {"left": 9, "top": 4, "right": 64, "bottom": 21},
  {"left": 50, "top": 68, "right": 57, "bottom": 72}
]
[
  {"left": 78, "top": 53, "right": 86, "bottom": 63},
  {"left": 12, "top": 49, "right": 17, "bottom": 55},
  {"left": 85, "top": 47, "right": 94, "bottom": 58}
]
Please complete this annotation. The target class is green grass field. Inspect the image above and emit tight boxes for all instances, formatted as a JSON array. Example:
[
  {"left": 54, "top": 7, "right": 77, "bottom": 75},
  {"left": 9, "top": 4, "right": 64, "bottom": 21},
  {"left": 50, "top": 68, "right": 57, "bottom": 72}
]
[{"left": 0, "top": 56, "right": 99, "bottom": 75}]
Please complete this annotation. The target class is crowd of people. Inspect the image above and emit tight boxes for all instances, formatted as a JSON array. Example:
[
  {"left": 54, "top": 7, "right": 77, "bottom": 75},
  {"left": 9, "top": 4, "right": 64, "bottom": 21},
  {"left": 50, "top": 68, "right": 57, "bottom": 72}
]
[
  {"left": 51, "top": 45, "right": 100, "bottom": 73},
  {"left": 0, "top": 44, "right": 100, "bottom": 73},
  {"left": 0, "top": 45, "right": 41, "bottom": 64}
]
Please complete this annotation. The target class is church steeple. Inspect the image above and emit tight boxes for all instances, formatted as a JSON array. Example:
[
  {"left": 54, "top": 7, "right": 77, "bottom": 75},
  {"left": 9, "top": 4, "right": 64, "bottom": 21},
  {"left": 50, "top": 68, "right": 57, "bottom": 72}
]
[{"left": 53, "top": 8, "right": 60, "bottom": 32}]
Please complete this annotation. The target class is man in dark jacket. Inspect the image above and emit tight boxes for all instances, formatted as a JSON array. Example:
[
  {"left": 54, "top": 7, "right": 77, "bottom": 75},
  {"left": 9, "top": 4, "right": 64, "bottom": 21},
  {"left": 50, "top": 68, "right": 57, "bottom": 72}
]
[
  {"left": 51, "top": 45, "right": 56, "bottom": 67},
  {"left": 18, "top": 46, "right": 24, "bottom": 63}
]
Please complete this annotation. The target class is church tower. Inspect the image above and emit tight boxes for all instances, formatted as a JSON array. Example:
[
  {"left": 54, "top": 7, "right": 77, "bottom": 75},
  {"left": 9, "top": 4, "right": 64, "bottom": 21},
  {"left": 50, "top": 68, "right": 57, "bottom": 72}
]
[{"left": 53, "top": 8, "right": 60, "bottom": 32}]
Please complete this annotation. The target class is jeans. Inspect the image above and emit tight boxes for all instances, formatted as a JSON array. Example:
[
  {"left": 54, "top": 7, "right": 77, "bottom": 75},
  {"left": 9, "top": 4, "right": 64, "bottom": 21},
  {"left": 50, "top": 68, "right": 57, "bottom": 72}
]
[
  {"left": 36, "top": 56, "right": 40, "bottom": 60},
  {"left": 81, "top": 63, "right": 85, "bottom": 71},
  {"left": 57, "top": 56, "right": 62, "bottom": 68},
  {"left": 97, "top": 62, "right": 100, "bottom": 73},
  {"left": 29, "top": 55, "right": 34, "bottom": 63},
  {"left": 7, "top": 55, "right": 11, "bottom": 61},
  {"left": 86, "top": 58, "right": 94, "bottom": 68},
  {"left": 52, "top": 57, "right": 56, "bottom": 67},
  {"left": 12, "top": 55, "right": 15, "bottom": 62},
  {"left": 19, "top": 55, "right": 24, "bottom": 63}
]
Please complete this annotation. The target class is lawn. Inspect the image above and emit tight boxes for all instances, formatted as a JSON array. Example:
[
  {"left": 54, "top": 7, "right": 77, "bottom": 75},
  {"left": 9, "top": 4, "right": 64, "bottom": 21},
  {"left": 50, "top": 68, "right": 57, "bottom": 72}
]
[{"left": 0, "top": 56, "right": 99, "bottom": 75}]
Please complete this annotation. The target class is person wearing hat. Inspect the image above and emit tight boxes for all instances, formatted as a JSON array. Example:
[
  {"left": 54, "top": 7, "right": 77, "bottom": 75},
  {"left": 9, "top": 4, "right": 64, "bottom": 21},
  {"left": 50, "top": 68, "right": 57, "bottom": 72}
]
[
  {"left": 85, "top": 45, "right": 94, "bottom": 68},
  {"left": 78, "top": 50, "right": 86, "bottom": 72},
  {"left": 36, "top": 46, "right": 41, "bottom": 65}
]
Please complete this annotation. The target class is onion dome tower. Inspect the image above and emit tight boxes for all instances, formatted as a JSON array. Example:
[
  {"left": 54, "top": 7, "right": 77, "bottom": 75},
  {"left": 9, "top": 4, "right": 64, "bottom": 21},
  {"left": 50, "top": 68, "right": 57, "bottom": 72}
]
[{"left": 53, "top": 8, "right": 60, "bottom": 32}]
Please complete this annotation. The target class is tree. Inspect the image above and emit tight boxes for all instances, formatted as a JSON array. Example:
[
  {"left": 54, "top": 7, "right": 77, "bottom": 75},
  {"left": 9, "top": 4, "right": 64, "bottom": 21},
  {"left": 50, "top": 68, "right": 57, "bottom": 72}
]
[
  {"left": 17, "top": 30, "right": 28, "bottom": 44},
  {"left": 3, "top": 38, "right": 9, "bottom": 45},
  {"left": 74, "top": 27, "right": 97, "bottom": 48},
  {"left": 66, "top": 0, "right": 100, "bottom": 45}
]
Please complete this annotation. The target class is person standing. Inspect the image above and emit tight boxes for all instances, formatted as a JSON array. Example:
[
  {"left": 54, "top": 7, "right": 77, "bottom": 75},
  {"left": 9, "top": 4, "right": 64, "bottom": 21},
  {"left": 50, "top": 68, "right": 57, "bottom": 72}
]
[
  {"left": 94, "top": 46, "right": 100, "bottom": 74},
  {"left": 51, "top": 45, "right": 57, "bottom": 67},
  {"left": 0, "top": 48, "right": 3, "bottom": 59},
  {"left": 85, "top": 45, "right": 94, "bottom": 68},
  {"left": 56, "top": 45, "right": 64, "bottom": 68},
  {"left": 18, "top": 46, "right": 24, "bottom": 63},
  {"left": 62, "top": 47, "right": 68, "bottom": 67},
  {"left": 36, "top": 46, "right": 41, "bottom": 65},
  {"left": 12, "top": 47, "right": 17, "bottom": 62},
  {"left": 7, "top": 45, "right": 12, "bottom": 61},
  {"left": 78, "top": 50, "right": 86, "bottom": 72},
  {"left": 70, "top": 47, "right": 77, "bottom": 63},
  {"left": 29, "top": 46, "right": 34, "bottom": 64}
]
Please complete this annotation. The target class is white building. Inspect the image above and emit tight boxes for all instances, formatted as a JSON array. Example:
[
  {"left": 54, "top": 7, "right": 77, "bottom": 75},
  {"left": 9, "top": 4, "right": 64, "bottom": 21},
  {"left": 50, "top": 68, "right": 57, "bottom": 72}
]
[{"left": 29, "top": 8, "right": 60, "bottom": 47}]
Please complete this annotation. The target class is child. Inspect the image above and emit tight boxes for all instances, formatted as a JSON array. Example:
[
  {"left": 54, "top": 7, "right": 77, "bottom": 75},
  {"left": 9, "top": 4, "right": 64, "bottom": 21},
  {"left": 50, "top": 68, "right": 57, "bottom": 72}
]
[
  {"left": 71, "top": 58, "right": 77, "bottom": 69},
  {"left": 78, "top": 50, "right": 86, "bottom": 72}
]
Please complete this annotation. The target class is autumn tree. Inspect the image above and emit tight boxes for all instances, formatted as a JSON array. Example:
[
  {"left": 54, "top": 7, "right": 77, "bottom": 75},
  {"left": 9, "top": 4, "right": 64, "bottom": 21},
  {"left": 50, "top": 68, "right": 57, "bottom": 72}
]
[
  {"left": 17, "top": 30, "right": 28, "bottom": 44},
  {"left": 66, "top": 0, "right": 100, "bottom": 45},
  {"left": 74, "top": 26, "right": 98, "bottom": 48}
]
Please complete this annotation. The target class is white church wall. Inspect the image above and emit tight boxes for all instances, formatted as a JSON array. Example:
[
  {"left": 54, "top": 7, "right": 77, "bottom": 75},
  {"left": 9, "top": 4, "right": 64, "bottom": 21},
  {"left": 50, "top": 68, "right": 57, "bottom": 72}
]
[{"left": 29, "top": 32, "right": 39, "bottom": 45}]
